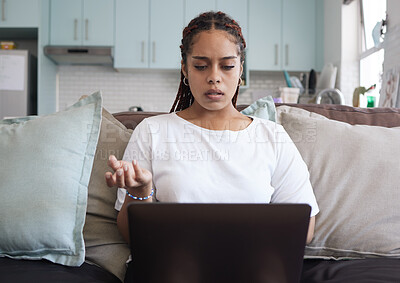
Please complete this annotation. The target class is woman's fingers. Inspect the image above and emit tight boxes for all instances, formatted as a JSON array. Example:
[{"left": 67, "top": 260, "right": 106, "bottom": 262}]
[
  {"left": 107, "top": 155, "right": 122, "bottom": 171},
  {"left": 123, "top": 162, "right": 137, "bottom": 188},
  {"left": 115, "top": 168, "right": 126, "bottom": 188},
  {"left": 105, "top": 172, "right": 115, "bottom": 187},
  {"left": 105, "top": 169, "right": 131, "bottom": 188},
  {"left": 132, "top": 160, "right": 146, "bottom": 183},
  {"left": 105, "top": 156, "right": 151, "bottom": 189},
  {"left": 132, "top": 160, "right": 152, "bottom": 187}
]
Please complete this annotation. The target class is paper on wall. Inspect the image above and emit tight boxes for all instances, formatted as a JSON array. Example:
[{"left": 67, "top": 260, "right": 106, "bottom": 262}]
[
  {"left": 379, "top": 68, "right": 400, "bottom": 108},
  {"left": 0, "top": 54, "right": 25, "bottom": 91}
]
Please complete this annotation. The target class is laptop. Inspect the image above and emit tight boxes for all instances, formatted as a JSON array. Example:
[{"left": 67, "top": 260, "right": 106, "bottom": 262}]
[{"left": 127, "top": 203, "right": 311, "bottom": 283}]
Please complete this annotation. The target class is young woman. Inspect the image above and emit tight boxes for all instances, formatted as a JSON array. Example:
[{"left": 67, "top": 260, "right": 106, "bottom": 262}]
[{"left": 105, "top": 11, "right": 318, "bottom": 245}]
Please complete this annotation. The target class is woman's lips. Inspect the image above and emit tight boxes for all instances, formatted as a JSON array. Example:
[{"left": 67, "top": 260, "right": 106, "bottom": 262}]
[{"left": 205, "top": 89, "right": 224, "bottom": 100}]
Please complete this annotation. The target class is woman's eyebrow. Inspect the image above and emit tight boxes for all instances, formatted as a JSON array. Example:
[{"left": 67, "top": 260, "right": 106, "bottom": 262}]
[{"left": 191, "top": 56, "right": 238, "bottom": 60}]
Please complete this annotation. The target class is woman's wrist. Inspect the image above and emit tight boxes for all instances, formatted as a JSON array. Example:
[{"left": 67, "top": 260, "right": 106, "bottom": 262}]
[
  {"left": 126, "top": 183, "right": 153, "bottom": 199},
  {"left": 126, "top": 188, "right": 154, "bottom": 201}
]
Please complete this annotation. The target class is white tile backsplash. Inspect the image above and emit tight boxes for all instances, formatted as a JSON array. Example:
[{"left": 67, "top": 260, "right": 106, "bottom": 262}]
[
  {"left": 58, "top": 66, "right": 291, "bottom": 113},
  {"left": 338, "top": 61, "right": 360, "bottom": 105}
]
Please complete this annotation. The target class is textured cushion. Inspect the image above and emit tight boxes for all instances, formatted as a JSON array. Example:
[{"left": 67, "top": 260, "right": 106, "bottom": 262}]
[
  {"left": 279, "top": 110, "right": 400, "bottom": 259},
  {"left": 276, "top": 103, "right": 400, "bottom": 127},
  {"left": 0, "top": 92, "right": 102, "bottom": 266},
  {"left": 84, "top": 108, "right": 132, "bottom": 281},
  {"left": 276, "top": 105, "right": 327, "bottom": 124}
]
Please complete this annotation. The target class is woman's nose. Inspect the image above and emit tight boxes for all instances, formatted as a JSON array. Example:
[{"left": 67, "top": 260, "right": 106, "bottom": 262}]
[{"left": 207, "top": 66, "right": 221, "bottom": 84}]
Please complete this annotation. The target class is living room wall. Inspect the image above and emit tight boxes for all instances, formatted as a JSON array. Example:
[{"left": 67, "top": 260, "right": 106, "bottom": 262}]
[{"left": 384, "top": 0, "right": 400, "bottom": 72}]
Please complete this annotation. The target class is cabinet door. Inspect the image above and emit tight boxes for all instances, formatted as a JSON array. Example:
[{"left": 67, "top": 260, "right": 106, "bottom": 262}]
[
  {"left": 248, "top": 0, "right": 281, "bottom": 71},
  {"left": 216, "top": 0, "right": 248, "bottom": 41},
  {"left": 0, "top": 0, "right": 39, "bottom": 27},
  {"left": 185, "top": 0, "right": 215, "bottom": 26},
  {"left": 114, "top": 0, "right": 149, "bottom": 69},
  {"left": 282, "top": 0, "right": 316, "bottom": 71},
  {"left": 83, "top": 0, "right": 114, "bottom": 46},
  {"left": 150, "top": 0, "right": 184, "bottom": 69},
  {"left": 50, "top": 0, "right": 82, "bottom": 45}
]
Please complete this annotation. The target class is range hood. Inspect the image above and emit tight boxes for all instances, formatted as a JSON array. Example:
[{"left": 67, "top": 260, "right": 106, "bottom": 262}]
[{"left": 44, "top": 46, "right": 113, "bottom": 65}]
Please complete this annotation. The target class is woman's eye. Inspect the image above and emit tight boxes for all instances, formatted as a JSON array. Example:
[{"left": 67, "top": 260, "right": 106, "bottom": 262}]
[
  {"left": 194, "top": 66, "right": 207, "bottom": 70},
  {"left": 223, "top": 66, "right": 235, "bottom": 70}
]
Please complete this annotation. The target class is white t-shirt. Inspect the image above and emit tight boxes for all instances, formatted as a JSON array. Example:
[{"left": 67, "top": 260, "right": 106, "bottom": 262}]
[{"left": 115, "top": 113, "right": 319, "bottom": 216}]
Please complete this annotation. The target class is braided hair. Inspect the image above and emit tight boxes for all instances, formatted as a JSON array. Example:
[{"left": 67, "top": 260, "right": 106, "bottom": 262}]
[{"left": 170, "top": 11, "right": 247, "bottom": 113}]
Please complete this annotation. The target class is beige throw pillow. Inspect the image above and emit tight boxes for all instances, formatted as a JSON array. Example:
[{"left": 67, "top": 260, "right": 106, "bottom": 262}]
[
  {"left": 280, "top": 111, "right": 400, "bottom": 259},
  {"left": 276, "top": 105, "right": 328, "bottom": 123},
  {"left": 84, "top": 108, "right": 132, "bottom": 281}
]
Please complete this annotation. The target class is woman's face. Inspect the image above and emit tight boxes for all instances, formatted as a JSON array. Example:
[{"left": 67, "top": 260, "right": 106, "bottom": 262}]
[{"left": 182, "top": 29, "right": 243, "bottom": 113}]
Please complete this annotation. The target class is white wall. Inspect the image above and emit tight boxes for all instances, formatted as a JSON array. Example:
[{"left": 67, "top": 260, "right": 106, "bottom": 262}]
[
  {"left": 340, "top": 0, "right": 361, "bottom": 104},
  {"left": 384, "top": 0, "right": 400, "bottom": 73},
  {"left": 387, "top": 0, "right": 400, "bottom": 27},
  {"left": 323, "top": 1, "right": 341, "bottom": 67},
  {"left": 323, "top": 0, "right": 360, "bottom": 105}
]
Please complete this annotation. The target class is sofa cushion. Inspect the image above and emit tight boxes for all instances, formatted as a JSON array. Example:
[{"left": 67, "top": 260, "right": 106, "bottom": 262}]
[
  {"left": 0, "top": 92, "right": 102, "bottom": 266},
  {"left": 84, "top": 108, "right": 132, "bottom": 281},
  {"left": 276, "top": 103, "right": 400, "bottom": 127},
  {"left": 279, "top": 109, "right": 400, "bottom": 259},
  {"left": 276, "top": 105, "right": 328, "bottom": 124},
  {"left": 113, "top": 111, "right": 163, "bottom": 130},
  {"left": 0, "top": 258, "right": 120, "bottom": 283}
]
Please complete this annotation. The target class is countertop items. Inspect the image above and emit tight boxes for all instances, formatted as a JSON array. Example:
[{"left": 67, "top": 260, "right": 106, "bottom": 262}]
[{"left": 308, "top": 69, "right": 316, "bottom": 94}]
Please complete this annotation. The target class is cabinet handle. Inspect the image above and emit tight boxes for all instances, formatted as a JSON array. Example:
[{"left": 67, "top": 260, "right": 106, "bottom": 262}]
[
  {"left": 274, "top": 44, "right": 278, "bottom": 65},
  {"left": 85, "top": 19, "right": 89, "bottom": 41},
  {"left": 141, "top": 41, "right": 145, "bottom": 63},
  {"left": 74, "top": 19, "right": 78, "bottom": 41},
  {"left": 1, "top": 0, "right": 6, "bottom": 22},
  {"left": 285, "top": 44, "right": 289, "bottom": 66},
  {"left": 152, "top": 42, "right": 156, "bottom": 63}
]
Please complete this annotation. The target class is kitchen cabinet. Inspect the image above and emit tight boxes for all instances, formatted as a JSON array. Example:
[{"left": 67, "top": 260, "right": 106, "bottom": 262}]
[
  {"left": 49, "top": 0, "right": 114, "bottom": 46},
  {"left": 185, "top": 0, "right": 215, "bottom": 25},
  {"left": 115, "top": 0, "right": 184, "bottom": 69},
  {"left": 248, "top": 0, "right": 322, "bottom": 72},
  {"left": 185, "top": 0, "right": 248, "bottom": 40},
  {"left": 0, "top": 0, "right": 39, "bottom": 27}
]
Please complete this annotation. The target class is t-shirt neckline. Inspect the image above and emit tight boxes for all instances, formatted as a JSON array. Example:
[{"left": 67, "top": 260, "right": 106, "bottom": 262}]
[{"left": 173, "top": 113, "right": 255, "bottom": 133}]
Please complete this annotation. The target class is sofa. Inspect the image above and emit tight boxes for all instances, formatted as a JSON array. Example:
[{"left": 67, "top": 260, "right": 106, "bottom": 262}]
[{"left": 1, "top": 92, "right": 400, "bottom": 282}]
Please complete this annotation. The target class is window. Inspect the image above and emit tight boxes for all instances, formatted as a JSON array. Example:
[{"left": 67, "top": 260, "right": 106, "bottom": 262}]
[{"left": 359, "top": 0, "right": 386, "bottom": 106}]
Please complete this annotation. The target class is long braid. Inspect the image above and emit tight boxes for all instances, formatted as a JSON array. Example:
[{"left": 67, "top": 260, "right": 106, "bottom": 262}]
[{"left": 170, "top": 11, "right": 246, "bottom": 113}]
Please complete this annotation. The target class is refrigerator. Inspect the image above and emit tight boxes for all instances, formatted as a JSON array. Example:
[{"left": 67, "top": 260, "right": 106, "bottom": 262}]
[{"left": 0, "top": 50, "right": 37, "bottom": 119}]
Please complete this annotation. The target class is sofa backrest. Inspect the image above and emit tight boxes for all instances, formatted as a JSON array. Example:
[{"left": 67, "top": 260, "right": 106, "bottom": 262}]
[
  {"left": 276, "top": 103, "right": 400, "bottom": 127},
  {"left": 113, "top": 104, "right": 400, "bottom": 130}
]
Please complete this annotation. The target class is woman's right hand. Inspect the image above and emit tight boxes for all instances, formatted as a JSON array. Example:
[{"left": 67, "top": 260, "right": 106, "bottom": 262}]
[{"left": 105, "top": 155, "right": 153, "bottom": 196}]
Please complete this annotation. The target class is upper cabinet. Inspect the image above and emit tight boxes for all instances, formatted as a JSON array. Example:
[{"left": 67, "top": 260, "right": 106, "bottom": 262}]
[
  {"left": 115, "top": 0, "right": 184, "bottom": 69},
  {"left": 185, "top": 0, "right": 248, "bottom": 43},
  {"left": 281, "top": 0, "right": 318, "bottom": 71},
  {"left": 149, "top": 0, "right": 184, "bottom": 69},
  {"left": 185, "top": 0, "right": 215, "bottom": 25},
  {"left": 115, "top": 0, "right": 248, "bottom": 70},
  {"left": 248, "top": 0, "right": 322, "bottom": 71},
  {"left": 0, "top": 0, "right": 39, "bottom": 27},
  {"left": 49, "top": 0, "right": 114, "bottom": 46}
]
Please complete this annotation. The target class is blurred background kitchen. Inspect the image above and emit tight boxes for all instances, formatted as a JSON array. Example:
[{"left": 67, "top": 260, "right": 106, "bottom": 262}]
[{"left": 0, "top": 0, "right": 399, "bottom": 118}]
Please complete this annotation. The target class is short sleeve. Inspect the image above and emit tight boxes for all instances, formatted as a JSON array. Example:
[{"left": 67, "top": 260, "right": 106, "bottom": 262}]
[
  {"left": 114, "top": 119, "right": 155, "bottom": 211},
  {"left": 270, "top": 125, "right": 319, "bottom": 217}
]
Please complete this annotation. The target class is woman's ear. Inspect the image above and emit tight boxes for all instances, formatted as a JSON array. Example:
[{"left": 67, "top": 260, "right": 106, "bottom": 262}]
[
  {"left": 181, "top": 60, "right": 188, "bottom": 78},
  {"left": 239, "top": 61, "right": 244, "bottom": 78}
]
